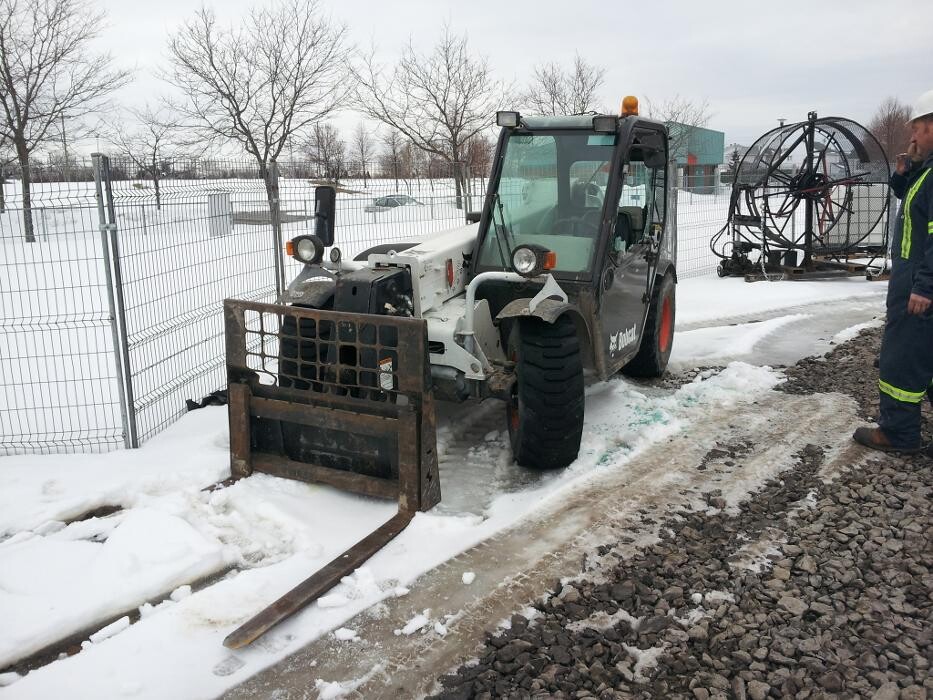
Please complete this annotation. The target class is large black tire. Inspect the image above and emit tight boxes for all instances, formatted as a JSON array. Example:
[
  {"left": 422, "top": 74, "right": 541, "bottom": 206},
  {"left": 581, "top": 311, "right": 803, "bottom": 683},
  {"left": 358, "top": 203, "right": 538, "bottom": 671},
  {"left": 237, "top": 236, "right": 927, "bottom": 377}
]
[
  {"left": 621, "top": 273, "right": 676, "bottom": 378},
  {"left": 507, "top": 315, "right": 585, "bottom": 469}
]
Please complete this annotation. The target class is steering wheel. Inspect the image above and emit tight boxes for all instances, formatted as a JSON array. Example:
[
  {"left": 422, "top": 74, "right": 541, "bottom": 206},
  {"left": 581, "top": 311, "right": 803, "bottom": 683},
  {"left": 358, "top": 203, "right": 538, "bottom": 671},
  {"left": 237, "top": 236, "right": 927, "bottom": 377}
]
[
  {"left": 553, "top": 216, "right": 581, "bottom": 236},
  {"left": 579, "top": 210, "right": 602, "bottom": 236}
]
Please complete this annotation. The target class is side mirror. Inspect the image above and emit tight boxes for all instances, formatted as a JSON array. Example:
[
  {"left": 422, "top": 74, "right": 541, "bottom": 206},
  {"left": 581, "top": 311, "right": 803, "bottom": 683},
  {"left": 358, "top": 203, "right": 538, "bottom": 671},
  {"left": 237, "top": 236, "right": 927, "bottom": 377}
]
[
  {"left": 644, "top": 149, "right": 667, "bottom": 169},
  {"left": 465, "top": 211, "right": 482, "bottom": 224},
  {"left": 314, "top": 186, "right": 336, "bottom": 246}
]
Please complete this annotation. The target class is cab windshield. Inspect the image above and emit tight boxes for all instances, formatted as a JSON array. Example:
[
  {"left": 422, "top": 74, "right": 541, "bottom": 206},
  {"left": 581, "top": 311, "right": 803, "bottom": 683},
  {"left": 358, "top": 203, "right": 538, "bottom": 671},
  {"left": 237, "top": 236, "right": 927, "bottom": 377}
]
[{"left": 477, "top": 131, "right": 617, "bottom": 275}]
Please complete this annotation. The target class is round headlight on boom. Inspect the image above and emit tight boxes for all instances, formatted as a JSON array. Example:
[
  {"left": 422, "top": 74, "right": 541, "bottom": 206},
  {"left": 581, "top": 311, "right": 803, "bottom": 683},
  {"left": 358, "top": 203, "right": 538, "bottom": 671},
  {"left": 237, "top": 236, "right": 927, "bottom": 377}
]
[
  {"left": 287, "top": 234, "right": 324, "bottom": 264},
  {"left": 511, "top": 244, "right": 557, "bottom": 278},
  {"left": 512, "top": 246, "right": 538, "bottom": 275}
]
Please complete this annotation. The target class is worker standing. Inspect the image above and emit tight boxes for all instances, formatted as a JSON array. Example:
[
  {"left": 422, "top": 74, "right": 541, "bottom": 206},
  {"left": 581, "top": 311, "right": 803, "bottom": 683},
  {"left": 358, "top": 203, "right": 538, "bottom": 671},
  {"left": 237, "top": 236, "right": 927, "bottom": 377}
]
[{"left": 854, "top": 89, "right": 933, "bottom": 453}]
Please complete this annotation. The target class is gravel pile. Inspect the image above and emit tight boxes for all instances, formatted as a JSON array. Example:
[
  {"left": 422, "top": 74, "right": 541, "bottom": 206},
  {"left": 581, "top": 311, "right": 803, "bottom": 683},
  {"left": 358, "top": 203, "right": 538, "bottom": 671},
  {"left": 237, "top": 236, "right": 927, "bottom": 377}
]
[{"left": 432, "top": 327, "right": 932, "bottom": 699}]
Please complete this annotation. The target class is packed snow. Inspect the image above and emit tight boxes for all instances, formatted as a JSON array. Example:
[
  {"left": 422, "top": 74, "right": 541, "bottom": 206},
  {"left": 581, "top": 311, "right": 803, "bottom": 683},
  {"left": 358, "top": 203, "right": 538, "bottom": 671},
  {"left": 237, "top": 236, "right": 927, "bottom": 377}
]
[
  {"left": 0, "top": 272, "right": 889, "bottom": 699},
  {"left": 832, "top": 318, "right": 885, "bottom": 344},
  {"left": 332, "top": 628, "right": 359, "bottom": 642},
  {"left": 675, "top": 277, "right": 884, "bottom": 326},
  {"left": 395, "top": 611, "right": 431, "bottom": 636},
  {"left": 669, "top": 314, "right": 810, "bottom": 367}
]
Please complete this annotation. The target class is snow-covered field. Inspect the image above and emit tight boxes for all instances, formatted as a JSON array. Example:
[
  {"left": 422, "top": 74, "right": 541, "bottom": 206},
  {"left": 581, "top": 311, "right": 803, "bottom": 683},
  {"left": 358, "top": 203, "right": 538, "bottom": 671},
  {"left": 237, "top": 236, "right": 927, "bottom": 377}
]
[{"left": 0, "top": 274, "right": 888, "bottom": 699}]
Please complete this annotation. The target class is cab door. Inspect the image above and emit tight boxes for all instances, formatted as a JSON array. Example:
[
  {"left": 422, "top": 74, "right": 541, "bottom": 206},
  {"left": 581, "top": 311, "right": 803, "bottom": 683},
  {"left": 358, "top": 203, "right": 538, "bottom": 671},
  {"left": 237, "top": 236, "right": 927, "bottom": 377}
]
[{"left": 597, "top": 126, "right": 668, "bottom": 374}]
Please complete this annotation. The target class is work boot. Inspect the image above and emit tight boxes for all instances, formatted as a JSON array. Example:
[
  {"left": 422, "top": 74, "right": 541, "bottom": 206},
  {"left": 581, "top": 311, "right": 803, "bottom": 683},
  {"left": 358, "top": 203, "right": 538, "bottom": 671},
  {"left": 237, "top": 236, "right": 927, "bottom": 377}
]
[{"left": 852, "top": 426, "right": 921, "bottom": 454}]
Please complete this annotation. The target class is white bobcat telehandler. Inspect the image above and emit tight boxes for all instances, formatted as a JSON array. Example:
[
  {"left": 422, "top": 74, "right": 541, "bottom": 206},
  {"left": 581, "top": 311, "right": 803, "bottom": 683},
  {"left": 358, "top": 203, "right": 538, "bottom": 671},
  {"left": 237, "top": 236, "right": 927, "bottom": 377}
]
[{"left": 222, "top": 99, "right": 677, "bottom": 647}]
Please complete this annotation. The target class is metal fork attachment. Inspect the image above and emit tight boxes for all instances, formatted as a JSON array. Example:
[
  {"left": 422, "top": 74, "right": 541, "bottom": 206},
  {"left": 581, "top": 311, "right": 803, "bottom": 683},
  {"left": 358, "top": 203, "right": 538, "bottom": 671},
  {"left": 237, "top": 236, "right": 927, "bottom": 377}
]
[{"left": 222, "top": 299, "right": 440, "bottom": 648}]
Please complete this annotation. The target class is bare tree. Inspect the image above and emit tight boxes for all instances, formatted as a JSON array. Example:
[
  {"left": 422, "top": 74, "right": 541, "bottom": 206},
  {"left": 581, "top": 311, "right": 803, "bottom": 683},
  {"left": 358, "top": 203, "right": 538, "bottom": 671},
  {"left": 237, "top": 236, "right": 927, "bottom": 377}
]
[
  {"left": 0, "top": 133, "right": 11, "bottom": 213},
  {"left": 0, "top": 0, "right": 130, "bottom": 241},
  {"left": 379, "top": 130, "right": 406, "bottom": 191},
  {"left": 305, "top": 122, "right": 346, "bottom": 183},
  {"left": 644, "top": 95, "right": 712, "bottom": 165},
  {"left": 522, "top": 54, "right": 606, "bottom": 116},
  {"left": 869, "top": 97, "right": 911, "bottom": 163},
  {"left": 106, "top": 105, "right": 178, "bottom": 209},
  {"left": 464, "top": 135, "right": 495, "bottom": 176},
  {"left": 355, "top": 27, "right": 510, "bottom": 208},
  {"left": 352, "top": 122, "right": 373, "bottom": 187},
  {"left": 164, "top": 0, "right": 351, "bottom": 201}
]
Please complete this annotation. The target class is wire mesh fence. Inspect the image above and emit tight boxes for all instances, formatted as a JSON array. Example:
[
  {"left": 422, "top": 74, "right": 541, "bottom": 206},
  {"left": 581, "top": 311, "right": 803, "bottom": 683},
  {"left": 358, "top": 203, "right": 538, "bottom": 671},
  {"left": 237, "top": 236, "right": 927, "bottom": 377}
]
[
  {"left": 675, "top": 175, "right": 731, "bottom": 279},
  {"left": 103, "top": 159, "right": 283, "bottom": 444},
  {"left": 0, "top": 171, "right": 125, "bottom": 454},
  {"left": 2, "top": 156, "right": 742, "bottom": 455}
]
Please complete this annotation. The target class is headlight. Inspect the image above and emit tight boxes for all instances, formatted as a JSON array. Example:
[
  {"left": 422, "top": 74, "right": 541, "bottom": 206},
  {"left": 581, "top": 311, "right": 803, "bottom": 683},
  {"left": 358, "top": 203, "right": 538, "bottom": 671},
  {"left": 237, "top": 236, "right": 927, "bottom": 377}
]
[
  {"left": 511, "top": 244, "right": 557, "bottom": 278},
  {"left": 296, "top": 239, "right": 317, "bottom": 261},
  {"left": 287, "top": 235, "right": 324, "bottom": 265},
  {"left": 512, "top": 247, "right": 538, "bottom": 275}
]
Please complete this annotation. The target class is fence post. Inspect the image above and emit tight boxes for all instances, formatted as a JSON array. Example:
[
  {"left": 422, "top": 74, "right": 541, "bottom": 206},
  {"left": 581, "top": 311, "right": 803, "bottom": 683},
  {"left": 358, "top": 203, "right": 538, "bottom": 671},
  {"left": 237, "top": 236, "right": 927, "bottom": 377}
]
[
  {"left": 669, "top": 157, "right": 679, "bottom": 265},
  {"left": 267, "top": 160, "right": 285, "bottom": 299},
  {"left": 461, "top": 162, "right": 473, "bottom": 220},
  {"left": 92, "top": 154, "right": 138, "bottom": 450}
]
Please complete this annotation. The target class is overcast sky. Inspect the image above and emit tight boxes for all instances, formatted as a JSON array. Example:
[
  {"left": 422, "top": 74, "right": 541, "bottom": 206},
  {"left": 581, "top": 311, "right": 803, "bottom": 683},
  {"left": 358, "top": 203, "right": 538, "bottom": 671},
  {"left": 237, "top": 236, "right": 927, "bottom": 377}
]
[{"left": 95, "top": 0, "right": 932, "bottom": 152}]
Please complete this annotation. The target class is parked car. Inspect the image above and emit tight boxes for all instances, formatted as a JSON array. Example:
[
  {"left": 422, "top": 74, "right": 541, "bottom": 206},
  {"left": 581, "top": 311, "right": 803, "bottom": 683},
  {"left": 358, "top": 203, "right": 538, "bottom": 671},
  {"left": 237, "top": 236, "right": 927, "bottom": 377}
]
[{"left": 364, "top": 194, "right": 425, "bottom": 212}]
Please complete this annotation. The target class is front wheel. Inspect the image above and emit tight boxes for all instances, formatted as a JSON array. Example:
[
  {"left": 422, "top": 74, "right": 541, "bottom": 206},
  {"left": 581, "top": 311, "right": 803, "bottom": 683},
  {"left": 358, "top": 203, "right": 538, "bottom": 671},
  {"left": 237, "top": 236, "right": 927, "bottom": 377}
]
[
  {"left": 506, "top": 316, "right": 585, "bottom": 469},
  {"left": 621, "top": 273, "right": 676, "bottom": 378}
]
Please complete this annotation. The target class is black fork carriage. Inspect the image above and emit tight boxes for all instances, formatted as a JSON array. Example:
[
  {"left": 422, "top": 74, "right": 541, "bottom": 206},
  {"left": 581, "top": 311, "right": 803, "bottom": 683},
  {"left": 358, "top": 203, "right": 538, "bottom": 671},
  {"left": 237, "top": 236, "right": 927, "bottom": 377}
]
[{"left": 222, "top": 298, "right": 439, "bottom": 648}]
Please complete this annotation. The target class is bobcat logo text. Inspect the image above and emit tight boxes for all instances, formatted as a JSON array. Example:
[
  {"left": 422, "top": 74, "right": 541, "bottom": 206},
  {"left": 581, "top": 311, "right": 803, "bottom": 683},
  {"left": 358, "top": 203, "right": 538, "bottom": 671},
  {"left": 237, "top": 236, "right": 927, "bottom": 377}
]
[{"left": 608, "top": 325, "right": 638, "bottom": 356}]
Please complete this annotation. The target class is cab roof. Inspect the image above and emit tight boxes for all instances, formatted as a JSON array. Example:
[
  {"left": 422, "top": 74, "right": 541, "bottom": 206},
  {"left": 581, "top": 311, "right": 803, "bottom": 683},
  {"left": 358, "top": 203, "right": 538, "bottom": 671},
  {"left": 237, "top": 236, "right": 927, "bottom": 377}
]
[{"left": 517, "top": 114, "right": 667, "bottom": 131}]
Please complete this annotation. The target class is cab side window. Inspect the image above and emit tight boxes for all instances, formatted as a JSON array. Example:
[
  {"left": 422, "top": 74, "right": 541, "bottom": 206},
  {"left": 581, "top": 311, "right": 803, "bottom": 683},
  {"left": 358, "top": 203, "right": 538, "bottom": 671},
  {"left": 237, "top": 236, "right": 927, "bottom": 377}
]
[{"left": 610, "top": 129, "right": 667, "bottom": 258}]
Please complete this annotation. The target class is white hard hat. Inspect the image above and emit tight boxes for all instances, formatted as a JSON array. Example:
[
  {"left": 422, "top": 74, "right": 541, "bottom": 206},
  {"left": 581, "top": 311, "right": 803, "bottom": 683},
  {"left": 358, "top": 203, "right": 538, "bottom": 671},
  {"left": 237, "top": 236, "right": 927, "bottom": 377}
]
[{"left": 908, "top": 89, "right": 933, "bottom": 122}]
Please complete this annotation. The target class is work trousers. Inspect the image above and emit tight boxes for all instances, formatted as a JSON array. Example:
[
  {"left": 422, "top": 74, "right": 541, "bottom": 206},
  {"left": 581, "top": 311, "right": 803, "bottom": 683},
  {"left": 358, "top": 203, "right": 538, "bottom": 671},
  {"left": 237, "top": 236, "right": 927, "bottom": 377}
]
[{"left": 878, "top": 259, "right": 933, "bottom": 448}]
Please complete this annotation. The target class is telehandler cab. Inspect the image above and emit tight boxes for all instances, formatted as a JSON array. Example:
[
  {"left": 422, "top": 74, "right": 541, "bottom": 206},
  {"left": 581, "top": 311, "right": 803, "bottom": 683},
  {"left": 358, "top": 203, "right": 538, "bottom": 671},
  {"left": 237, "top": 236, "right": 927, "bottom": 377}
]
[{"left": 222, "top": 98, "right": 677, "bottom": 647}]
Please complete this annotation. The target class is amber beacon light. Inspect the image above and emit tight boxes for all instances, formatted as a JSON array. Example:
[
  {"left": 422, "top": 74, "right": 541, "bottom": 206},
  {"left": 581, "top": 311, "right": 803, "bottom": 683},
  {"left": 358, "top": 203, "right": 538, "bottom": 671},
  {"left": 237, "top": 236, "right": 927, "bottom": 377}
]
[{"left": 620, "top": 95, "right": 639, "bottom": 116}]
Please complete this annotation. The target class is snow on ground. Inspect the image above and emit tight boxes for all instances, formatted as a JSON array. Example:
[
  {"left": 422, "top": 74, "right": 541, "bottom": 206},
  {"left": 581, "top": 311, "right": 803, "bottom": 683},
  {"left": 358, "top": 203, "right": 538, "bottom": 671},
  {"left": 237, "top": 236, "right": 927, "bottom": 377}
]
[
  {"left": 832, "top": 318, "right": 885, "bottom": 344},
  {"left": 676, "top": 276, "right": 885, "bottom": 326},
  {"left": 0, "top": 362, "right": 782, "bottom": 699},
  {"left": 0, "top": 273, "right": 887, "bottom": 699},
  {"left": 669, "top": 314, "right": 810, "bottom": 368}
]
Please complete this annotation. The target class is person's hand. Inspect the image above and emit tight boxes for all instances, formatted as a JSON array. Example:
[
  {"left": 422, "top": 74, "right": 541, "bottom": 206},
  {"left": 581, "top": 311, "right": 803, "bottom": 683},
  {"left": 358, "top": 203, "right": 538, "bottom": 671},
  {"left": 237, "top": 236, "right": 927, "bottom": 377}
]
[
  {"left": 907, "top": 293, "right": 931, "bottom": 315},
  {"left": 895, "top": 153, "right": 910, "bottom": 175},
  {"left": 897, "top": 144, "right": 921, "bottom": 175}
]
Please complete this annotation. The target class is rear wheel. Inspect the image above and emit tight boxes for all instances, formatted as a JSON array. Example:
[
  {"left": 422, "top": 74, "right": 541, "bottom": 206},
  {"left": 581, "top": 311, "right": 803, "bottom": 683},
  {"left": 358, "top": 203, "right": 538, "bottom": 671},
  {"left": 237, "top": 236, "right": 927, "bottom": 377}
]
[
  {"left": 507, "top": 316, "right": 585, "bottom": 469},
  {"left": 621, "top": 273, "right": 676, "bottom": 378}
]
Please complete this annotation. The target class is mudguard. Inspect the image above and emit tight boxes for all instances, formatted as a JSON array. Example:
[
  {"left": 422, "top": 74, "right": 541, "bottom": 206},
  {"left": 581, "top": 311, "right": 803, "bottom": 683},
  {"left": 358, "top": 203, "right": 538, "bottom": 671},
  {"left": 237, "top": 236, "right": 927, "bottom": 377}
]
[
  {"left": 655, "top": 259, "right": 677, "bottom": 283},
  {"left": 496, "top": 298, "right": 577, "bottom": 324}
]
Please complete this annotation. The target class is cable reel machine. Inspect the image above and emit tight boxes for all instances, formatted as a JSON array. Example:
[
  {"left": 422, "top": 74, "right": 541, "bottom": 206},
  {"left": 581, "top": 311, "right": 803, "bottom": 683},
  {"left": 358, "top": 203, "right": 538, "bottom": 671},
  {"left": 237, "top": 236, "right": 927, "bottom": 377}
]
[{"left": 712, "top": 112, "right": 891, "bottom": 280}]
